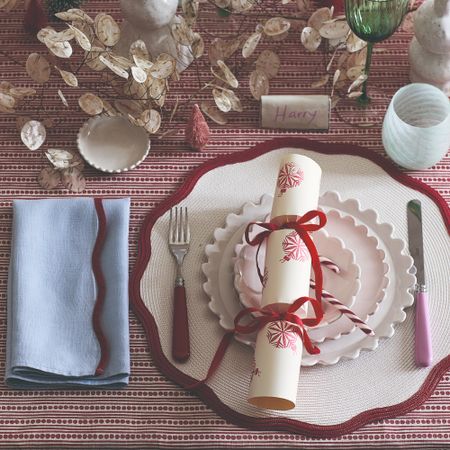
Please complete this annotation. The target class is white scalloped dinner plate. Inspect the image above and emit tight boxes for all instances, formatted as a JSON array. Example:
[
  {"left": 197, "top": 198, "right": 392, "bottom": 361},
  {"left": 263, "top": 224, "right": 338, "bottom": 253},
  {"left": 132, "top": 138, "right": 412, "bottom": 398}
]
[
  {"left": 202, "top": 191, "right": 414, "bottom": 366},
  {"left": 233, "top": 192, "right": 391, "bottom": 344}
]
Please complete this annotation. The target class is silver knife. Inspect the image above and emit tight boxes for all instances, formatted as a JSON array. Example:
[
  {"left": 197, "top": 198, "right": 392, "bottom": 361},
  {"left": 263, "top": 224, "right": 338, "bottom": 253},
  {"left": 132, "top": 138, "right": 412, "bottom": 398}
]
[{"left": 407, "top": 199, "right": 432, "bottom": 367}]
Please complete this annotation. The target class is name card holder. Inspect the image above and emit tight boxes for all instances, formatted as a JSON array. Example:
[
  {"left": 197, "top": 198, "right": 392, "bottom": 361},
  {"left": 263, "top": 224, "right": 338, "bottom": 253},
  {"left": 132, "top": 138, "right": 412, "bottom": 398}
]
[{"left": 260, "top": 95, "right": 330, "bottom": 131}]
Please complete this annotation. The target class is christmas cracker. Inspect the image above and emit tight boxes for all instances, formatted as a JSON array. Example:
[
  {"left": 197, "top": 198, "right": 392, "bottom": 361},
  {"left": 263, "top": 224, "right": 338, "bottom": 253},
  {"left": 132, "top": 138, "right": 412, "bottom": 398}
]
[{"left": 248, "top": 153, "right": 322, "bottom": 410}]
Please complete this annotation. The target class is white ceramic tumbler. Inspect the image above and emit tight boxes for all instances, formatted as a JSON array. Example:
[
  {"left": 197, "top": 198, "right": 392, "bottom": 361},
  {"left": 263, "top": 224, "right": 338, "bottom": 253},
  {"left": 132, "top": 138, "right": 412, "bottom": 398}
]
[{"left": 382, "top": 83, "right": 450, "bottom": 170}]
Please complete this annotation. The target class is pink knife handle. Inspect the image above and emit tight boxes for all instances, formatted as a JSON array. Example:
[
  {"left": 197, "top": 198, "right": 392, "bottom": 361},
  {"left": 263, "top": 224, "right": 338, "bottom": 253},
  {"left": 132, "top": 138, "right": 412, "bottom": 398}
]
[
  {"left": 415, "top": 291, "right": 432, "bottom": 367},
  {"left": 172, "top": 285, "right": 190, "bottom": 362}
]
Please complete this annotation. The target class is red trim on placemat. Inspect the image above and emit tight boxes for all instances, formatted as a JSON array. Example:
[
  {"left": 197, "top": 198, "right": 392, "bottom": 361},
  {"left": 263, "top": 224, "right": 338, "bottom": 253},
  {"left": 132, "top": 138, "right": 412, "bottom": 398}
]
[
  {"left": 92, "top": 198, "right": 109, "bottom": 376},
  {"left": 130, "top": 137, "right": 450, "bottom": 437}
]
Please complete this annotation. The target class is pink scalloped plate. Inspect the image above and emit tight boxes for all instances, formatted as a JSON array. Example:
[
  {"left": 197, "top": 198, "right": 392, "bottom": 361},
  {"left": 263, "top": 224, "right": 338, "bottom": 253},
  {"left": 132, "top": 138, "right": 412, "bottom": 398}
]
[
  {"left": 204, "top": 191, "right": 406, "bottom": 365},
  {"left": 232, "top": 196, "right": 389, "bottom": 343}
]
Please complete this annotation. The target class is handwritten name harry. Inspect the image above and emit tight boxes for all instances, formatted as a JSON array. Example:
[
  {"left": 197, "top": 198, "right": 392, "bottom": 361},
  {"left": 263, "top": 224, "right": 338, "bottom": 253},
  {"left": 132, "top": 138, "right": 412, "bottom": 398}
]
[
  {"left": 261, "top": 95, "right": 330, "bottom": 130},
  {"left": 273, "top": 105, "right": 319, "bottom": 126}
]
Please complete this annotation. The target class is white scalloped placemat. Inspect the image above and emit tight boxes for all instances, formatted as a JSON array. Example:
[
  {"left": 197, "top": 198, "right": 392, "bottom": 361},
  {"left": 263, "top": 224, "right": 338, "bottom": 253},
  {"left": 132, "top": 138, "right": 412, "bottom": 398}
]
[{"left": 140, "top": 147, "right": 450, "bottom": 426}]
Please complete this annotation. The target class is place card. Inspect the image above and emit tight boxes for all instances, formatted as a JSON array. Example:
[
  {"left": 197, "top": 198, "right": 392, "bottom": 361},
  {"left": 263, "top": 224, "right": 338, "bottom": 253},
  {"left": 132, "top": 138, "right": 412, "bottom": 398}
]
[{"left": 260, "top": 95, "right": 330, "bottom": 131}]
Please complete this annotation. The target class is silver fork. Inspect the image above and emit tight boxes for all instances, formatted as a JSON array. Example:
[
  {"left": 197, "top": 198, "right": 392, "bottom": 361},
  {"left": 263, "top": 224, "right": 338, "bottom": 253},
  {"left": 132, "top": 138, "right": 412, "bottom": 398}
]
[{"left": 169, "top": 206, "right": 191, "bottom": 362}]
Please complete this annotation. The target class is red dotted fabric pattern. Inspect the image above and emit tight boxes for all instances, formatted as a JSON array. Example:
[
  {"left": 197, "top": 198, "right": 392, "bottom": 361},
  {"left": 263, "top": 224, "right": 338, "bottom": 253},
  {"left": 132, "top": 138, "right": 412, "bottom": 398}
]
[{"left": 0, "top": 1, "right": 449, "bottom": 448}]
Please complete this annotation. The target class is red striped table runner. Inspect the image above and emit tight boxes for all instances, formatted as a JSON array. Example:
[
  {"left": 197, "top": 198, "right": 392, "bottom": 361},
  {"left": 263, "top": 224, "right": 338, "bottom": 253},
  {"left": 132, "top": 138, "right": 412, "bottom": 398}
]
[{"left": 0, "top": 1, "right": 448, "bottom": 448}]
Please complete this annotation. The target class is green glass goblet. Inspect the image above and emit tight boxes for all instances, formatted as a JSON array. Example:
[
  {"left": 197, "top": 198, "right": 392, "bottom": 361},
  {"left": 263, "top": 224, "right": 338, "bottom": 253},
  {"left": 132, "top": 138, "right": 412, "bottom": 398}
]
[{"left": 345, "top": 0, "right": 410, "bottom": 106}]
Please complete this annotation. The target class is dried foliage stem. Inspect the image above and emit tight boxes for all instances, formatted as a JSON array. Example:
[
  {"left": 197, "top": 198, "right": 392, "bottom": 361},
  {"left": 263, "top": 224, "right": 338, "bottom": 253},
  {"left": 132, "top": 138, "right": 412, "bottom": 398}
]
[
  {"left": 74, "top": 52, "right": 91, "bottom": 75},
  {"left": 0, "top": 49, "right": 25, "bottom": 68},
  {"left": 205, "top": 0, "right": 307, "bottom": 21},
  {"left": 37, "top": 83, "right": 46, "bottom": 118},
  {"left": 0, "top": 0, "right": 409, "bottom": 190}
]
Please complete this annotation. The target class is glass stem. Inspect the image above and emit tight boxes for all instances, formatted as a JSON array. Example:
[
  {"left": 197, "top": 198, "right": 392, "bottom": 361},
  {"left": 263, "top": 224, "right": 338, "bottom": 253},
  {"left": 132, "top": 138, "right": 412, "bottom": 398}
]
[{"left": 361, "top": 42, "right": 374, "bottom": 101}]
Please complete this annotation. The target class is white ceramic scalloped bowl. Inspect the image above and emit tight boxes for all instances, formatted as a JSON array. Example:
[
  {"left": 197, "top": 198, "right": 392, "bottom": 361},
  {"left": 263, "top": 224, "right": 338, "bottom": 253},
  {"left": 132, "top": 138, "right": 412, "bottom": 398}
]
[{"left": 77, "top": 115, "right": 151, "bottom": 173}]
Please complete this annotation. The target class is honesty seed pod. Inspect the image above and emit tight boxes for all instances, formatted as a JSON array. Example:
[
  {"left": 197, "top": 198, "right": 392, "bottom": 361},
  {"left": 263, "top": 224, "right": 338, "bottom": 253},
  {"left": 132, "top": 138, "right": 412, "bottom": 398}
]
[
  {"left": 94, "top": 13, "right": 120, "bottom": 47},
  {"left": 264, "top": 17, "right": 291, "bottom": 36},
  {"left": 21, "top": 120, "right": 46, "bottom": 151},
  {"left": 242, "top": 32, "right": 262, "bottom": 58},
  {"left": 201, "top": 102, "right": 228, "bottom": 125},
  {"left": 26, "top": 53, "right": 51, "bottom": 83},
  {"left": 249, "top": 70, "right": 269, "bottom": 100},
  {"left": 301, "top": 27, "right": 322, "bottom": 52},
  {"left": 255, "top": 50, "right": 281, "bottom": 80},
  {"left": 78, "top": 93, "right": 104, "bottom": 115}
]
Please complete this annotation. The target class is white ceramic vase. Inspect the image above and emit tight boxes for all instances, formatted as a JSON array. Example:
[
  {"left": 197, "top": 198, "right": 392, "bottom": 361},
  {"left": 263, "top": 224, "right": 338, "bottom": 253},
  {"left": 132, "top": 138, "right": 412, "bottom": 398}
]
[
  {"left": 114, "top": 0, "right": 193, "bottom": 72},
  {"left": 409, "top": 0, "right": 450, "bottom": 95},
  {"left": 382, "top": 83, "right": 450, "bottom": 170}
]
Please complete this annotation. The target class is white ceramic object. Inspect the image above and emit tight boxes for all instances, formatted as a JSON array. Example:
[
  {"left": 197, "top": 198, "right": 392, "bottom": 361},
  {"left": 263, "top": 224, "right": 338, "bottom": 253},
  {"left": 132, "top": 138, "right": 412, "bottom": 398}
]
[
  {"left": 231, "top": 197, "right": 389, "bottom": 345},
  {"left": 410, "top": 65, "right": 450, "bottom": 96},
  {"left": 209, "top": 193, "right": 386, "bottom": 344},
  {"left": 409, "top": 0, "right": 450, "bottom": 94},
  {"left": 409, "top": 38, "right": 450, "bottom": 88},
  {"left": 202, "top": 191, "right": 413, "bottom": 366},
  {"left": 382, "top": 83, "right": 450, "bottom": 170},
  {"left": 115, "top": 0, "right": 193, "bottom": 72},
  {"left": 234, "top": 228, "right": 361, "bottom": 333},
  {"left": 77, "top": 115, "right": 151, "bottom": 173}
]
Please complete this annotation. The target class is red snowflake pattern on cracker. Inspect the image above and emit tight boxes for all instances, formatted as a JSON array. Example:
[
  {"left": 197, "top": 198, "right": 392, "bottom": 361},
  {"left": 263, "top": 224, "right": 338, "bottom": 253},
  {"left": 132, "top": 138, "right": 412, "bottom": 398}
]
[
  {"left": 277, "top": 162, "right": 304, "bottom": 196},
  {"left": 280, "top": 231, "right": 308, "bottom": 262},
  {"left": 266, "top": 321, "right": 298, "bottom": 352}
]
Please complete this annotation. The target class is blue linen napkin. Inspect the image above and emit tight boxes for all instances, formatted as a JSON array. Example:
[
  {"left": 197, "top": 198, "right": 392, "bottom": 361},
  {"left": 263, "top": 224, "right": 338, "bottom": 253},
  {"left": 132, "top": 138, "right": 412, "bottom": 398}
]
[{"left": 6, "top": 197, "right": 130, "bottom": 388}]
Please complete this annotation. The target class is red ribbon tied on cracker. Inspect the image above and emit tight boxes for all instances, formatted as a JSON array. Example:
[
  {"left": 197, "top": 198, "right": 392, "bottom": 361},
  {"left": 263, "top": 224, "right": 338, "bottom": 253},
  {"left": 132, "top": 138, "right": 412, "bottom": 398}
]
[{"left": 234, "top": 297, "right": 324, "bottom": 355}]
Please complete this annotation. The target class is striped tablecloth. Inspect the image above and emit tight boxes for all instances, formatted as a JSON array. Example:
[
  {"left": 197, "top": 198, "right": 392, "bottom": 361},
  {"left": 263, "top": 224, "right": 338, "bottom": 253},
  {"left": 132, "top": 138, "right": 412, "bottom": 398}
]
[{"left": 0, "top": 1, "right": 449, "bottom": 448}]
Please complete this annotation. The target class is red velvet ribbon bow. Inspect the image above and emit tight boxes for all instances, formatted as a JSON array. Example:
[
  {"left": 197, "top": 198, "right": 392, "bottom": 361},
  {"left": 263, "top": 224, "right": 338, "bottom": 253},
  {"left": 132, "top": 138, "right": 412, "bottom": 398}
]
[
  {"left": 244, "top": 209, "right": 327, "bottom": 307},
  {"left": 234, "top": 296, "right": 324, "bottom": 355},
  {"left": 188, "top": 297, "right": 323, "bottom": 390}
]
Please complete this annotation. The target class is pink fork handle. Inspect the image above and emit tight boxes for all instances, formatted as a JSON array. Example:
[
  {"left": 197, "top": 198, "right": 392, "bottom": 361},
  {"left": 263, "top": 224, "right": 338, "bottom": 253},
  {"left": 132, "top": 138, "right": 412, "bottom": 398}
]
[
  {"left": 172, "top": 285, "right": 190, "bottom": 362},
  {"left": 415, "top": 291, "right": 432, "bottom": 367}
]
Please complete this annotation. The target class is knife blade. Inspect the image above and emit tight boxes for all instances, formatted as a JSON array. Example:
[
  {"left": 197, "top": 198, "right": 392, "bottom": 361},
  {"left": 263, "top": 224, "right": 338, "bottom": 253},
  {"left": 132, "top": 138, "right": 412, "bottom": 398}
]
[{"left": 407, "top": 199, "right": 432, "bottom": 367}]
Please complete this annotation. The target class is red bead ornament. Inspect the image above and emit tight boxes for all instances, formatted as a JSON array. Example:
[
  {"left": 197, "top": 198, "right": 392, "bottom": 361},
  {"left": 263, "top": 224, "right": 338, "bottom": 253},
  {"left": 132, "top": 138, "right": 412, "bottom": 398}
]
[
  {"left": 23, "top": 0, "right": 48, "bottom": 35},
  {"left": 185, "top": 103, "right": 210, "bottom": 151}
]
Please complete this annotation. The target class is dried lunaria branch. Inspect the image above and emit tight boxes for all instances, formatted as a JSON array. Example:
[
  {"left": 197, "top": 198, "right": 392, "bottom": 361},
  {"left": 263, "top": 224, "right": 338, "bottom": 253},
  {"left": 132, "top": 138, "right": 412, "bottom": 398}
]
[
  {"left": 300, "top": 5, "right": 370, "bottom": 107},
  {"left": 0, "top": 0, "right": 375, "bottom": 192},
  {"left": 39, "top": 148, "right": 87, "bottom": 192}
]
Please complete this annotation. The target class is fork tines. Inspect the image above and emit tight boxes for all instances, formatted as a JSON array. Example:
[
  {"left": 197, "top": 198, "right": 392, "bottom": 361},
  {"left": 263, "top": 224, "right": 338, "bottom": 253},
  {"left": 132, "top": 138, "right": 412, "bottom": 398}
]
[{"left": 169, "top": 206, "right": 190, "bottom": 244}]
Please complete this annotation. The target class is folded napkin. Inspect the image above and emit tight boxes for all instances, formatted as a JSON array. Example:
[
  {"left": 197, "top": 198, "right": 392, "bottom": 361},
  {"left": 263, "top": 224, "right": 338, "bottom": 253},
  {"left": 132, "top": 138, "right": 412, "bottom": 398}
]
[{"left": 6, "top": 197, "right": 130, "bottom": 388}]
